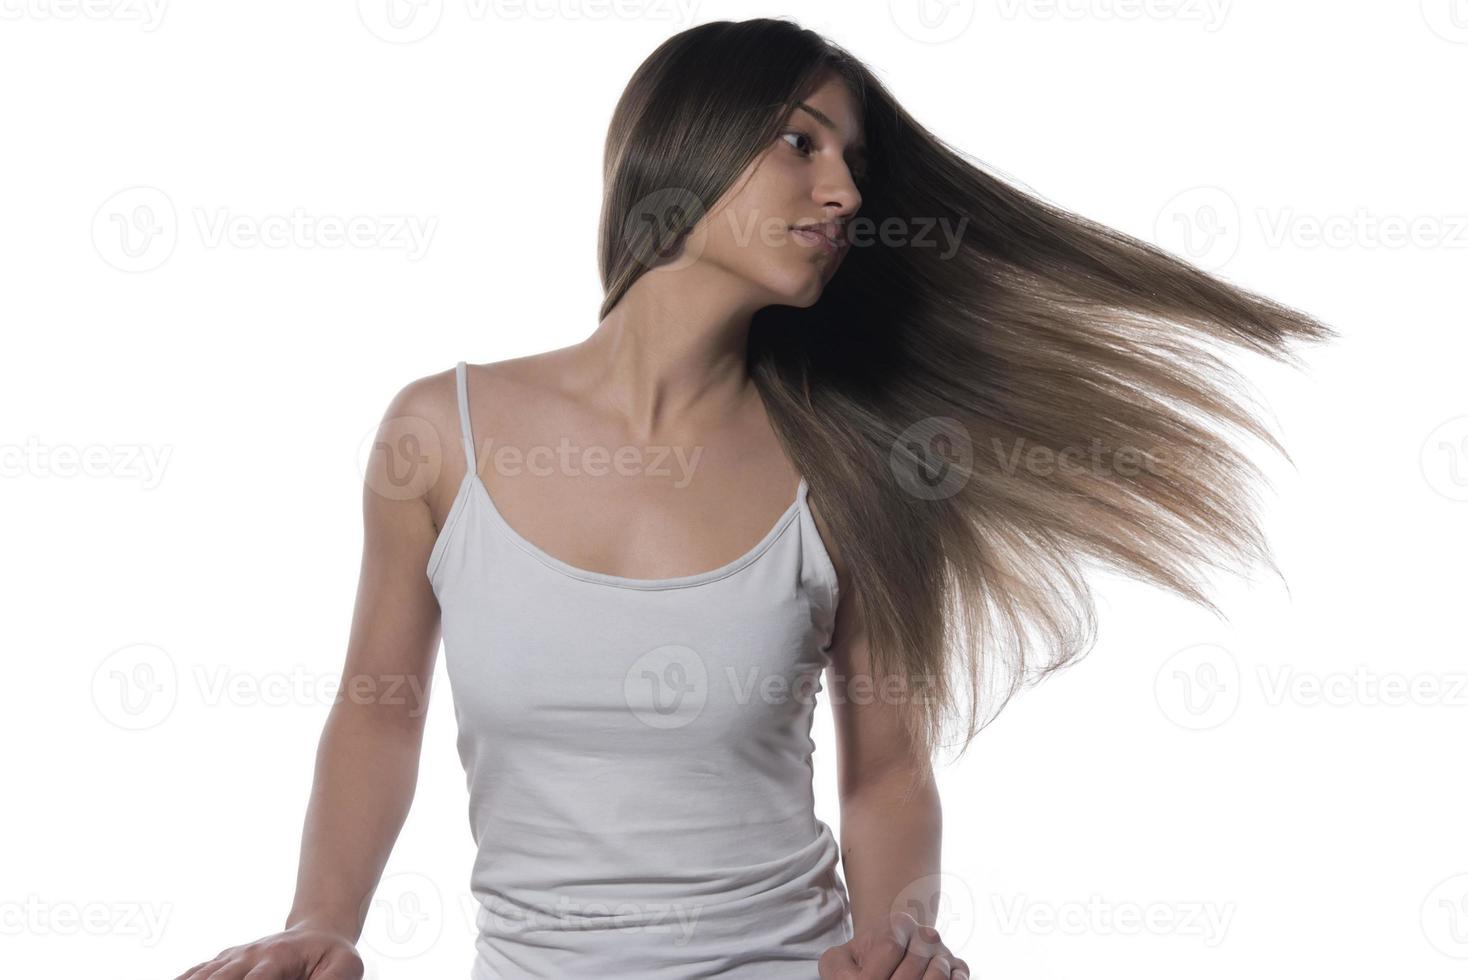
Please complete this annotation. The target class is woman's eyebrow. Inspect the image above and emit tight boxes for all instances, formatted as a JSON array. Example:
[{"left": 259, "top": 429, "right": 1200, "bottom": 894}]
[{"left": 792, "top": 101, "right": 867, "bottom": 156}]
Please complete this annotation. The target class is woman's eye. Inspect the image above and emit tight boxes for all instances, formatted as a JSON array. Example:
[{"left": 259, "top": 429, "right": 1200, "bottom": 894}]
[
  {"left": 781, "top": 131, "right": 812, "bottom": 154},
  {"left": 781, "top": 130, "right": 868, "bottom": 186}
]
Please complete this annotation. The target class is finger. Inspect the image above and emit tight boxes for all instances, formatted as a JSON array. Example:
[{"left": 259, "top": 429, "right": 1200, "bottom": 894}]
[
  {"left": 204, "top": 961, "right": 262, "bottom": 980},
  {"left": 950, "top": 957, "right": 972, "bottom": 980},
  {"left": 920, "top": 954, "right": 954, "bottom": 980},
  {"left": 237, "top": 940, "right": 309, "bottom": 980},
  {"left": 817, "top": 940, "right": 861, "bottom": 979},
  {"left": 862, "top": 911, "right": 925, "bottom": 978},
  {"left": 893, "top": 921, "right": 951, "bottom": 980},
  {"left": 183, "top": 958, "right": 239, "bottom": 980},
  {"left": 172, "top": 961, "right": 224, "bottom": 980},
  {"left": 241, "top": 955, "right": 296, "bottom": 980},
  {"left": 906, "top": 923, "right": 949, "bottom": 959},
  {"left": 309, "top": 946, "right": 365, "bottom": 980}
]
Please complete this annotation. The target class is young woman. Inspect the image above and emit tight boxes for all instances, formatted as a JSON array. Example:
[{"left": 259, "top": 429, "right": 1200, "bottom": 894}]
[{"left": 173, "top": 17, "right": 1331, "bottom": 980}]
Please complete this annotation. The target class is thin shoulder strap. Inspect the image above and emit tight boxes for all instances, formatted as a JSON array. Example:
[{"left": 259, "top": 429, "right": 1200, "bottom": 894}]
[{"left": 453, "top": 361, "right": 477, "bottom": 474}]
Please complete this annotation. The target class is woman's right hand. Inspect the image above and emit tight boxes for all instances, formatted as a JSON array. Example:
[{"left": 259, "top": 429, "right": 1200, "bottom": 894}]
[
  {"left": 819, "top": 911, "right": 970, "bottom": 980},
  {"left": 171, "top": 923, "right": 364, "bottom": 980}
]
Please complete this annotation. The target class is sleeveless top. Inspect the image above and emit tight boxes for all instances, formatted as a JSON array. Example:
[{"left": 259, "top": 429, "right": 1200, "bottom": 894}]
[{"left": 426, "top": 361, "right": 853, "bottom": 978}]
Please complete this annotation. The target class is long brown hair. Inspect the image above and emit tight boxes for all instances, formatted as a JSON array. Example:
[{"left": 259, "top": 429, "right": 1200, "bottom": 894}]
[{"left": 598, "top": 18, "right": 1334, "bottom": 776}]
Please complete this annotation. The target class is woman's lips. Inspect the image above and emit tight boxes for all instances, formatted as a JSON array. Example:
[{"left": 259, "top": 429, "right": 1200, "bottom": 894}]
[{"left": 791, "top": 227, "right": 840, "bottom": 256}]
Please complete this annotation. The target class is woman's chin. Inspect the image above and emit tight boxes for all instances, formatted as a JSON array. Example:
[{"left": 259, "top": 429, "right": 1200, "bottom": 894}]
[{"left": 765, "top": 267, "right": 828, "bottom": 307}]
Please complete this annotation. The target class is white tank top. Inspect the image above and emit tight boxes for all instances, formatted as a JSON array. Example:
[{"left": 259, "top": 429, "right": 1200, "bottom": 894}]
[{"left": 426, "top": 361, "right": 852, "bottom": 977}]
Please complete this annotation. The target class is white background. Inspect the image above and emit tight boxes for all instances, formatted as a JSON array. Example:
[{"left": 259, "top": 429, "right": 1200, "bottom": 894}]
[{"left": 2, "top": 2, "right": 1464, "bottom": 977}]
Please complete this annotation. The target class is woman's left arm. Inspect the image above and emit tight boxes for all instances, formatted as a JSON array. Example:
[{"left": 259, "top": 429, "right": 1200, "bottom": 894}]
[
  {"left": 808, "top": 501, "right": 968, "bottom": 979},
  {"left": 826, "top": 590, "right": 943, "bottom": 936}
]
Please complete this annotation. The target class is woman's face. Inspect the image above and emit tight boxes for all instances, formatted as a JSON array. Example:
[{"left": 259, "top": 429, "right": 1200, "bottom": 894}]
[{"left": 692, "top": 73, "right": 866, "bottom": 308}]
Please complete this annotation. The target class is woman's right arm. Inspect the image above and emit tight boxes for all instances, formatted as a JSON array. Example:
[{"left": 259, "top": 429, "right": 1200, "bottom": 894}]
[{"left": 173, "top": 375, "right": 454, "bottom": 980}]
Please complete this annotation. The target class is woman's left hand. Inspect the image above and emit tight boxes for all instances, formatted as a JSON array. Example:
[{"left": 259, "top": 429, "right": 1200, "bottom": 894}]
[{"left": 818, "top": 911, "right": 970, "bottom": 979}]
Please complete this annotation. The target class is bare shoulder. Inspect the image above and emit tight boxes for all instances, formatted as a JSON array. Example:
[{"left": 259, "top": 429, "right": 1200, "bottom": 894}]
[
  {"left": 377, "top": 363, "right": 462, "bottom": 470},
  {"left": 356, "top": 365, "right": 463, "bottom": 526},
  {"left": 384, "top": 363, "right": 455, "bottom": 422},
  {"left": 465, "top": 345, "right": 584, "bottom": 399},
  {"left": 382, "top": 353, "right": 561, "bottom": 462},
  {"left": 461, "top": 344, "right": 612, "bottom": 445}
]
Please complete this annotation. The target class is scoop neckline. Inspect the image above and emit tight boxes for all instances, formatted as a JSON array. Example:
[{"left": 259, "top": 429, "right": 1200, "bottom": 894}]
[{"left": 464, "top": 472, "right": 809, "bottom": 591}]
